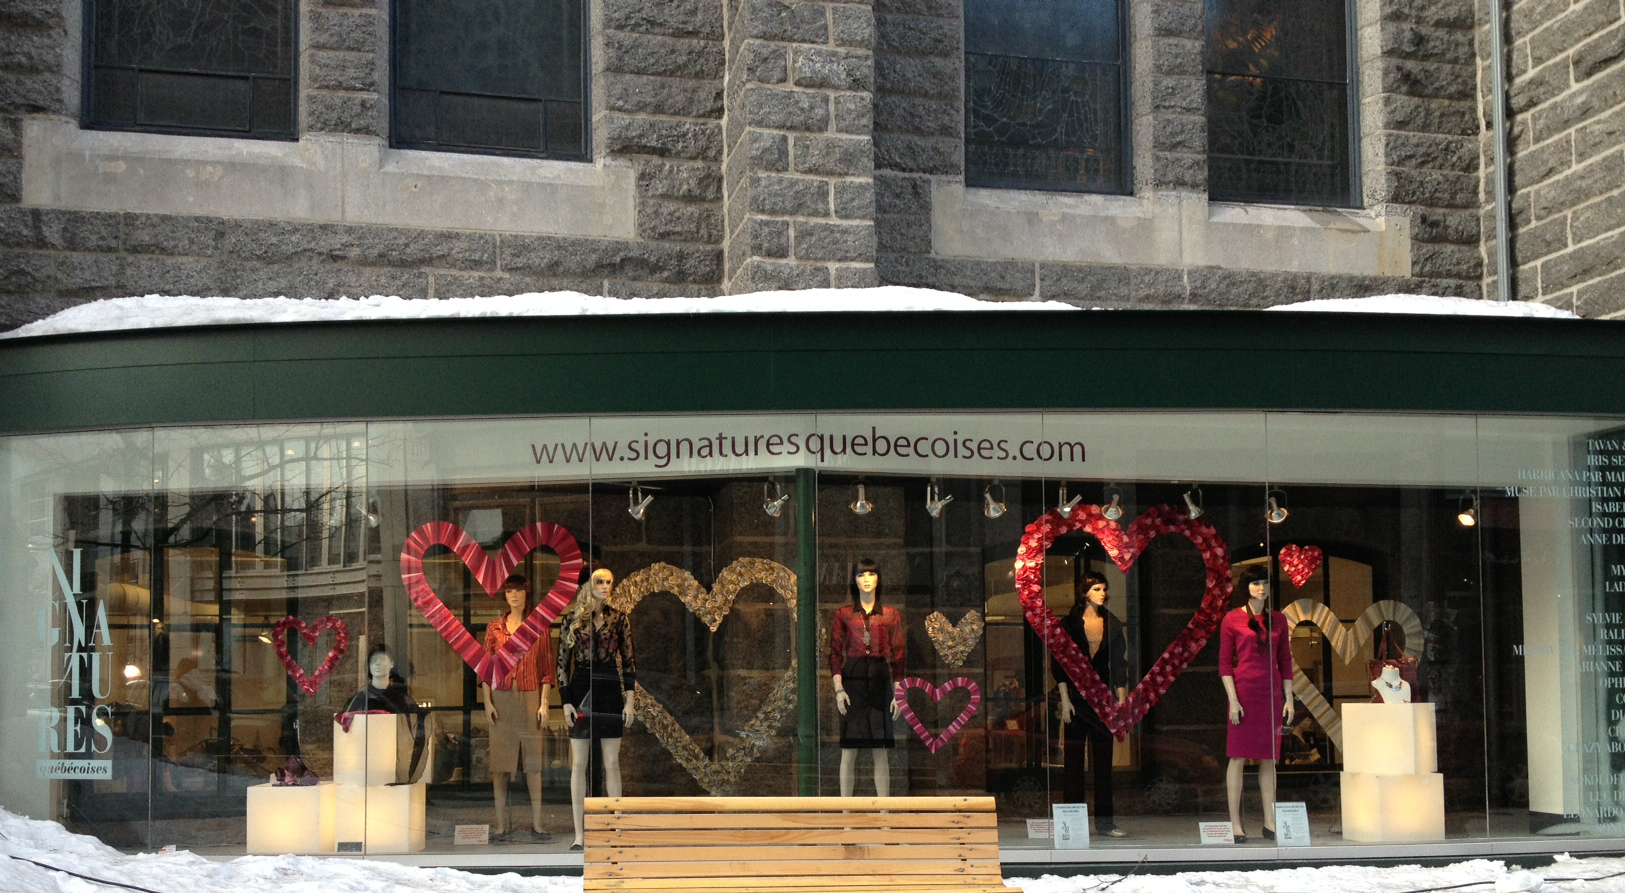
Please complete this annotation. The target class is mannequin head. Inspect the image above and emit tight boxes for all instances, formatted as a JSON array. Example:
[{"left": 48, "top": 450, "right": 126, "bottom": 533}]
[
  {"left": 588, "top": 566, "right": 614, "bottom": 604},
  {"left": 1238, "top": 566, "right": 1271, "bottom": 605},
  {"left": 1076, "top": 571, "right": 1110, "bottom": 612},
  {"left": 367, "top": 646, "right": 393, "bottom": 688},
  {"left": 501, "top": 573, "right": 532, "bottom": 616},
  {"left": 849, "top": 558, "right": 881, "bottom": 608}
]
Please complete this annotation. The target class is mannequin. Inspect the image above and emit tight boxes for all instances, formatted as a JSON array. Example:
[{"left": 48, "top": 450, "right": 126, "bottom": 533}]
[
  {"left": 1218, "top": 566, "right": 1294, "bottom": 842},
  {"left": 557, "top": 566, "right": 636, "bottom": 851},
  {"left": 829, "top": 559, "right": 904, "bottom": 796},
  {"left": 1052, "top": 571, "right": 1129, "bottom": 838},
  {"left": 483, "top": 574, "right": 556, "bottom": 842},
  {"left": 1371, "top": 664, "right": 1412, "bottom": 703},
  {"left": 343, "top": 646, "right": 432, "bottom": 783}
]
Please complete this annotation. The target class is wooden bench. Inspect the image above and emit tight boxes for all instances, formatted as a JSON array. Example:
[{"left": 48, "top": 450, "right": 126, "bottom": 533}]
[{"left": 583, "top": 795, "right": 1016, "bottom": 893}]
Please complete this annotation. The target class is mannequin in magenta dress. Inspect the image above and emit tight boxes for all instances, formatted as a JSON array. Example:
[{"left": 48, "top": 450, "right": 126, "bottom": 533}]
[{"left": 1218, "top": 565, "right": 1294, "bottom": 841}]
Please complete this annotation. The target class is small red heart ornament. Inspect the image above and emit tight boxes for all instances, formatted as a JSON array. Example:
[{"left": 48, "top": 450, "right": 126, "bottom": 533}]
[
  {"left": 399, "top": 521, "right": 582, "bottom": 688},
  {"left": 1015, "top": 504, "right": 1232, "bottom": 739},
  {"left": 895, "top": 677, "right": 981, "bottom": 754},
  {"left": 1279, "top": 544, "right": 1323, "bottom": 588},
  {"left": 273, "top": 615, "right": 350, "bottom": 697}
]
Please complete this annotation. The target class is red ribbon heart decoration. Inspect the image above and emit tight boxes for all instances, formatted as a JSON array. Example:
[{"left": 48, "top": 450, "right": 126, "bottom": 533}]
[
  {"left": 895, "top": 676, "right": 982, "bottom": 754},
  {"left": 399, "top": 521, "right": 582, "bottom": 688},
  {"left": 1279, "top": 543, "right": 1323, "bottom": 588},
  {"left": 1015, "top": 504, "right": 1232, "bottom": 740},
  {"left": 272, "top": 616, "right": 350, "bottom": 697}
]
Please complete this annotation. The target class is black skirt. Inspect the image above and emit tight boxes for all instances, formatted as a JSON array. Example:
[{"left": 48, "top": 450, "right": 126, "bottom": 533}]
[{"left": 838, "top": 657, "right": 895, "bottom": 749}]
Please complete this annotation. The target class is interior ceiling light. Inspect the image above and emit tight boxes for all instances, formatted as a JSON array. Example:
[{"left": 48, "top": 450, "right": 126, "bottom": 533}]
[
  {"left": 1457, "top": 495, "right": 1478, "bottom": 528},
  {"left": 1183, "top": 486, "right": 1204, "bottom": 520},
  {"left": 1267, "top": 489, "right": 1289, "bottom": 524},
  {"left": 1101, "top": 485, "right": 1124, "bottom": 521},
  {"left": 1057, "top": 483, "right": 1083, "bottom": 518},
  {"left": 763, "top": 480, "right": 790, "bottom": 518},
  {"left": 850, "top": 482, "right": 873, "bottom": 516},
  {"left": 983, "top": 483, "right": 1007, "bottom": 519},
  {"left": 628, "top": 484, "right": 653, "bottom": 521},
  {"left": 926, "top": 481, "right": 953, "bottom": 519}
]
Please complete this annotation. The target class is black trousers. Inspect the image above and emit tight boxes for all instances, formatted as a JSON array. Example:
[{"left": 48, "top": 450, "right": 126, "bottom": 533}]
[{"left": 1061, "top": 711, "right": 1114, "bottom": 826}]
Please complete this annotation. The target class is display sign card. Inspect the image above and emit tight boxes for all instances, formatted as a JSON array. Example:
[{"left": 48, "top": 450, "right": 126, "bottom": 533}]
[
  {"left": 1025, "top": 819, "right": 1053, "bottom": 839},
  {"left": 454, "top": 824, "right": 491, "bottom": 846},
  {"left": 1273, "top": 802, "right": 1311, "bottom": 846},
  {"left": 1198, "top": 821, "right": 1237, "bottom": 845},
  {"left": 1052, "top": 804, "right": 1090, "bottom": 849}
]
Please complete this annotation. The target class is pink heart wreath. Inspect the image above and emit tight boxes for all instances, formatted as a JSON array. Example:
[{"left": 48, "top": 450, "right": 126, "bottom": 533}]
[
  {"left": 1279, "top": 543, "right": 1323, "bottom": 588},
  {"left": 895, "top": 677, "right": 981, "bottom": 754},
  {"left": 399, "top": 521, "right": 582, "bottom": 688},
  {"left": 1015, "top": 504, "right": 1232, "bottom": 740},
  {"left": 272, "top": 616, "right": 350, "bottom": 697}
]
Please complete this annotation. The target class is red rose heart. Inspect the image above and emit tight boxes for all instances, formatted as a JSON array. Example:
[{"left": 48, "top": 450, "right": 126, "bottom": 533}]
[
  {"left": 1015, "top": 504, "right": 1232, "bottom": 739},
  {"left": 895, "top": 676, "right": 982, "bottom": 754},
  {"left": 273, "top": 615, "right": 349, "bottom": 697},
  {"left": 399, "top": 521, "right": 582, "bottom": 688},
  {"left": 1279, "top": 543, "right": 1323, "bottom": 588}
]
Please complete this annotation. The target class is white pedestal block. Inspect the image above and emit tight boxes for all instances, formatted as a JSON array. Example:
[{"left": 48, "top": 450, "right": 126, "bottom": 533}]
[
  {"left": 1342, "top": 703, "right": 1437, "bottom": 775},
  {"left": 332, "top": 714, "right": 400, "bottom": 787},
  {"left": 246, "top": 782, "right": 336, "bottom": 854},
  {"left": 335, "top": 782, "right": 426, "bottom": 853},
  {"left": 1340, "top": 772, "right": 1445, "bottom": 842}
]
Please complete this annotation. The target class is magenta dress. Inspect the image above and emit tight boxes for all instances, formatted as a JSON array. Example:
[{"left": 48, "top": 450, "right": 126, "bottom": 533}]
[{"left": 1218, "top": 607, "right": 1293, "bottom": 760}]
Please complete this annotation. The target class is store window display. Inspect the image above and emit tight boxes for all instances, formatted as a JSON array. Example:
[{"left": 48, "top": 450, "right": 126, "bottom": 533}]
[
  {"left": 557, "top": 566, "right": 636, "bottom": 851},
  {"left": 1219, "top": 566, "right": 1296, "bottom": 842},
  {"left": 482, "top": 574, "right": 556, "bottom": 841},
  {"left": 830, "top": 559, "right": 904, "bottom": 796},
  {"left": 1051, "top": 571, "right": 1128, "bottom": 838}
]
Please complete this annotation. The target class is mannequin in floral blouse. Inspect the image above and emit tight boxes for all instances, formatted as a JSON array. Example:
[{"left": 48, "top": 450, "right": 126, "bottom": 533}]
[
  {"left": 556, "top": 565, "right": 636, "bottom": 850},
  {"left": 829, "top": 558, "right": 904, "bottom": 796}
]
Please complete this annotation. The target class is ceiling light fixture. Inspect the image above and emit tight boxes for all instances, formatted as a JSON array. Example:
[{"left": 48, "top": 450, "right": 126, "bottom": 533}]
[
  {"left": 926, "top": 481, "right": 953, "bottom": 518},
  {"left": 1101, "top": 485, "right": 1124, "bottom": 521},
  {"left": 983, "top": 484, "right": 1007, "bottom": 519},
  {"left": 1457, "top": 495, "right": 1478, "bottom": 528},
  {"left": 763, "top": 480, "right": 790, "bottom": 517},
  {"left": 628, "top": 484, "right": 653, "bottom": 521},
  {"left": 1057, "top": 483, "right": 1083, "bottom": 518},
  {"left": 1183, "top": 486, "right": 1205, "bottom": 520},
  {"left": 850, "top": 482, "right": 873, "bottom": 515},
  {"left": 1267, "top": 489, "right": 1289, "bottom": 524}
]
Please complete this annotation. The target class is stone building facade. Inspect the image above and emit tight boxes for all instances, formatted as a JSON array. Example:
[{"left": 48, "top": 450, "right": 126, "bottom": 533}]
[{"left": 0, "top": 0, "right": 1612, "bottom": 329}]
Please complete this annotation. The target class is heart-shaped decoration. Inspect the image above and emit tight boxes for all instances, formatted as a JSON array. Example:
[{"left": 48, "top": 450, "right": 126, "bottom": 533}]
[
  {"left": 272, "top": 615, "right": 349, "bottom": 697},
  {"left": 1282, "top": 598, "right": 1423, "bottom": 751},
  {"left": 1016, "top": 504, "right": 1232, "bottom": 739},
  {"left": 398, "top": 521, "right": 582, "bottom": 688},
  {"left": 1279, "top": 544, "right": 1324, "bottom": 588},
  {"left": 895, "top": 676, "right": 981, "bottom": 753},
  {"left": 611, "top": 558, "right": 798, "bottom": 796},
  {"left": 924, "top": 610, "right": 984, "bottom": 668}
]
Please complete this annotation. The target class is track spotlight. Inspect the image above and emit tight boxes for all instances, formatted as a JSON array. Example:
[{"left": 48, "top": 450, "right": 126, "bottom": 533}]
[
  {"left": 628, "top": 484, "right": 652, "bottom": 521},
  {"left": 983, "top": 484, "right": 1007, "bottom": 519},
  {"left": 1457, "top": 495, "right": 1478, "bottom": 528},
  {"left": 926, "top": 481, "right": 953, "bottom": 518},
  {"left": 850, "top": 483, "right": 873, "bottom": 515},
  {"left": 1183, "top": 486, "right": 1204, "bottom": 520},
  {"left": 763, "top": 480, "right": 790, "bottom": 518},
  {"left": 1057, "top": 483, "right": 1083, "bottom": 518},
  {"left": 1267, "top": 489, "right": 1289, "bottom": 524},
  {"left": 1101, "top": 486, "right": 1124, "bottom": 521}
]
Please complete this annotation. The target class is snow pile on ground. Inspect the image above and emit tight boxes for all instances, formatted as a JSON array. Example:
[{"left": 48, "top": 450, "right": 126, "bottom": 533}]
[
  {"left": 5, "top": 808, "right": 1625, "bottom": 893},
  {"left": 0, "top": 289, "right": 1579, "bottom": 340}
]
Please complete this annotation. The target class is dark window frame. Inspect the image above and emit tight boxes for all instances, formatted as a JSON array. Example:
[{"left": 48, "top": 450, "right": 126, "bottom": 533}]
[
  {"left": 388, "top": 0, "right": 590, "bottom": 161},
  {"left": 81, "top": 0, "right": 298, "bottom": 141},
  {"left": 1205, "top": 0, "right": 1361, "bottom": 208},
  {"left": 963, "top": 0, "right": 1134, "bottom": 196}
]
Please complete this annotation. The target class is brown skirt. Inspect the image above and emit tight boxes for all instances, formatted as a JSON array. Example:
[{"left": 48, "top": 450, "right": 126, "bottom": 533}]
[{"left": 488, "top": 687, "right": 545, "bottom": 773}]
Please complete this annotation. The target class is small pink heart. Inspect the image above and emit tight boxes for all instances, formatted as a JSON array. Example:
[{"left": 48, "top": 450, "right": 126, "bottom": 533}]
[
  {"left": 895, "top": 677, "right": 981, "bottom": 754},
  {"left": 273, "top": 616, "right": 349, "bottom": 697},
  {"left": 1280, "top": 544, "right": 1324, "bottom": 588}
]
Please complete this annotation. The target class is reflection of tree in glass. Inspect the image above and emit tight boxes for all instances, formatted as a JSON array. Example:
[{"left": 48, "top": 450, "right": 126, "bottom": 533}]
[
  {"left": 96, "top": 0, "right": 291, "bottom": 75},
  {"left": 966, "top": 54, "right": 1121, "bottom": 190}
]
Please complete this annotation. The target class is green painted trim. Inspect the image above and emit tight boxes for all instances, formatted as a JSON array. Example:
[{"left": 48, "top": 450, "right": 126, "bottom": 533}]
[{"left": 3, "top": 310, "right": 1624, "bottom": 434}]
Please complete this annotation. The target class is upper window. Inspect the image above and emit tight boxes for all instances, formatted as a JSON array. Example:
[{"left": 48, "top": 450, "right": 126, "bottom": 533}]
[
  {"left": 964, "top": 0, "right": 1130, "bottom": 194},
  {"left": 1206, "top": 0, "right": 1356, "bottom": 206},
  {"left": 392, "top": 0, "right": 586, "bottom": 159},
  {"left": 84, "top": 0, "right": 296, "bottom": 139}
]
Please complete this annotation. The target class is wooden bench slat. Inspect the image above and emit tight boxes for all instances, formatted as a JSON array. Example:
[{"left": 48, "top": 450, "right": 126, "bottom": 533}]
[
  {"left": 588, "top": 859, "right": 1003, "bottom": 879},
  {"left": 590, "top": 828, "right": 991, "bottom": 846},
  {"left": 591, "top": 881, "right": 1011, "bottom": 893},
  {"left": 594, "top": 843, "right": 1001, "bottom": 863},
  {"left": 586, "top": 812, "right": 997, "bottom": 831},
  {"left": 586, "top": 796, "right": 995, "bottom": 813}
]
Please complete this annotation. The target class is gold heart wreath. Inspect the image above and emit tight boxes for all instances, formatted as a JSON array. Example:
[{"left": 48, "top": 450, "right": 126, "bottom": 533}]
[
  {"left": 924, "top": 610, "right": 984, "bottom": 668},
  {"left": 609, "top": 558, "right": 798, "bottom": 796},
  {"left": 1282, "top": 598, "right": 1424, "bottom": 752}
]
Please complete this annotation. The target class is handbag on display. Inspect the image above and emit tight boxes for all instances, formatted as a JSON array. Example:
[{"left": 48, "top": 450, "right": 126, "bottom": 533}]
[{"left": 1367, "top": 622, "right": 1421, "bottom": 703}]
